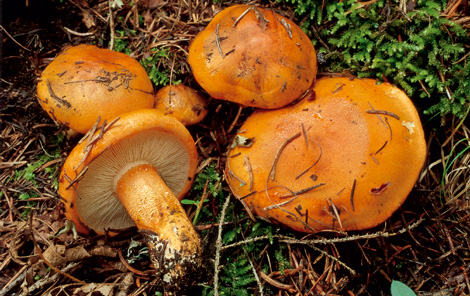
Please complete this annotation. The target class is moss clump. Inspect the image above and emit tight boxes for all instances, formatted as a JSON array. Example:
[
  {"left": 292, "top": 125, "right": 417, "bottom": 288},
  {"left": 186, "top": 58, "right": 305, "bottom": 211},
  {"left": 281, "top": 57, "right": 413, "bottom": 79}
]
[{"left": 278, "top": 0, "right": 470, "bottom": 119}]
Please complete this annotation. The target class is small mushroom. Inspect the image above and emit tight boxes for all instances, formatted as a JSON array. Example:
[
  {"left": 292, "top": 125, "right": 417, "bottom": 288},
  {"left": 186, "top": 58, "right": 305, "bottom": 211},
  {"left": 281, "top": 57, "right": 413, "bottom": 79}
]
[
  {"left": 188, "top": 5, "right": 317, "bottom": 109},
  {"left": 37, "top": 44, "right": 155, "bottom": 134},
  {"left": 155, "top": 84, "right": 208, "bottom": 126},
  {"left": 225, "top": 77, "right": 426, "bottom": 232},
  {"left": 59, "top": 109, "right": 200, "bottom": 288}
]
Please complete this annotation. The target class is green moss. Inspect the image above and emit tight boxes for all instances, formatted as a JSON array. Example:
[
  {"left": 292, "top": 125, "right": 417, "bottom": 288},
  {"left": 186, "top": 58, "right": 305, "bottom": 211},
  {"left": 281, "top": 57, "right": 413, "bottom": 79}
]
[{"left": 277, "top": 0, "right": 470, "bottom": 119}]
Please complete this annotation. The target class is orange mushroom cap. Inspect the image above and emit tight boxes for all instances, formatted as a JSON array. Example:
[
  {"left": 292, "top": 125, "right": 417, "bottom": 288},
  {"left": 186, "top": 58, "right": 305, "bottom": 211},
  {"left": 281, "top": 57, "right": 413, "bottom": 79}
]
[
  {"left": 59, "top": 109, "right": 200, "bottom": 287},
  {"left": 188, "top": 5, "right": 317, "bottom": 109},
  {"left": 226, "top": 77, "right": 427, "bottom": 233},
  {"left": 37, "top": 44, "right": 155, "bottom": 134},
  {"left": 155, "top": 84, "right": 208, "bottom": 126}
]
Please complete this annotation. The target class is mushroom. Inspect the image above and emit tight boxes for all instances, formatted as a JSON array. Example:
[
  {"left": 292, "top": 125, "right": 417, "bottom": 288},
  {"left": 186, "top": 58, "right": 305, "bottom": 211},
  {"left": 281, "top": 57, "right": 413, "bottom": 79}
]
[
  {"left": 188, "top": 4, "right": 317, "bottom": 109},
  {"left": 59, "top": 109, "right": 200, "bottom": 288},
  {"left": 154, "top": 84, "right": 208, "bottom": 126},
  {"left": 37, "top": 44, "right": 155, "bottom": 134},
  {"left": 225, "top": 77, "right": 427, "bottom": 232}
]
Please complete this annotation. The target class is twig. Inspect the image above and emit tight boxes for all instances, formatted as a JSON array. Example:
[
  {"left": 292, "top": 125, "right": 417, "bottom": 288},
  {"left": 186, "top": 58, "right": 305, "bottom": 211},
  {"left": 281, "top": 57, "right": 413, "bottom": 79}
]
[
  {"left": 215, "top": 24, "right": 225, "bottom": 58},
  {"left": 365, "top": 109, "right": 400, "bottom": 120},
  {"left": 295, "top": 136, "right": 322, "bottom": 180},
  {"left": 0, "top": 24, "right": 31, "bottom": 51},
  {"left": 19, "top": 262, "right": 82, "bottom": 296},
  {"left": 0, "top": 265, "right": 27, "bottom": 296},
  {"left": 233, "top": 7, "right": 252, "bottom": 27},
  {"left": 108, "top": 0, "right": 116, "bottom": 50},
  {"left": 63, "top": 26, "right": 96, "bottom": 36},
  {"left": 28, "top": 212, "right": 86, "bottom": 285},
  {"left": 260, "top": 271, "right": 295, "bottom": 293},
  {"left": 244, "top": 154, "right": 254, "bottom": 191},
  {"left": 222, "top": 218, "right": 424, "bottom": 251},
  {"left": 308, "top": 244, "right": 356, "bottom": 275},
  {"left": 270, "top": 133, "right": 301, "bottom": 181},
  {"left": 245, "top": 250, "right": 264, "bottom": 295},
  {"left": 227, "top": 106, "right": 243, "bottom": 134},
  {"left": 213, "top": 194, "right": 232, "bottom": 296}
]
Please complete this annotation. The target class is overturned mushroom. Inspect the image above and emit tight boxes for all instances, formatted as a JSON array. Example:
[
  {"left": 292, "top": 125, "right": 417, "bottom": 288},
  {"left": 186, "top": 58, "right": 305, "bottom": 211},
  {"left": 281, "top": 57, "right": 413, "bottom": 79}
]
[
  {"left": 59, "top": 109, "right": 200, "bottom": 288},
  {"left": 226, "top": 77, "right": 426, "bottom": 232},
  {"left": 37, "top": 44, "right": 155, "bottom": 134},
  {"left": 188, "top": 5, "right": 317, "bottom": 109}
]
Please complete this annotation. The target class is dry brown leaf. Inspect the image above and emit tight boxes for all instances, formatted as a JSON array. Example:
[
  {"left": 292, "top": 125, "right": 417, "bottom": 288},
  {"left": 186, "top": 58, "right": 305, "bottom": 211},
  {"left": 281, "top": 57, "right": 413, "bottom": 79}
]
[
  {"left": 64, "top": 245, "right": 91, "bottom": 262},
  {"left": 43, "top": 245, "right": 67, "bottom": 268},
  {"left": 81, "top": 10, "right": 96, "bottom": 28},
  {"left": 74, "top": 282, "right": 115, "bottom": 295},
  {"left": 139, "top": 0, "right": 165, "bottom": 9}
]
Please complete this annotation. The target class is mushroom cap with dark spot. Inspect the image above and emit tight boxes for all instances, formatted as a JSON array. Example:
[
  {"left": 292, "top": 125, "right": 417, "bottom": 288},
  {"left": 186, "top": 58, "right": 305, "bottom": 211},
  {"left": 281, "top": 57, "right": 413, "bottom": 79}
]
[
  {"left": 37, "top": 44, "right": 155, "bottom": 134},
  {"left": 188, "top": 5, "right": 317, "bottom": 109}
]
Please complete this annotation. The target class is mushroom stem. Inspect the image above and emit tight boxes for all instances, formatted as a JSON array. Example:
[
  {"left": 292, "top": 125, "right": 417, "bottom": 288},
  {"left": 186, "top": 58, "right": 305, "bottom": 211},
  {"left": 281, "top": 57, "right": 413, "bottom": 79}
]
[{"left": 115, "top": 163, "right": 201, "bottom": 287}]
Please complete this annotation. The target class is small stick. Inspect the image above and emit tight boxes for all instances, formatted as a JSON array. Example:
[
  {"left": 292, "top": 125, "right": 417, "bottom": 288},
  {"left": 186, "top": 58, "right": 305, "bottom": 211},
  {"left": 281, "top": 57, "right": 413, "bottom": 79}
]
[
  {"left": 279, "top": 18, "right": 293, "bottom": 38},
  {"left": 264, "top": 195, "right": 300, "bottom": 210},
  {"left": 213, "top": 194, "right": 232, "bottom": 296},
  {"left": 366, "top": 109, "right": 400, "bottom": 120},
  {"left": 0, "top": 24, "right": 31, "bottom": 51},
  {"left": 227, "top": 106, "right": 243, "bottom": 134},
  {"left": 29, "top": 212, "right": 86, "bottom": 285},
  {"left": 47, "top": 80, "right": 71, "bottom": 108},
  {"left": 64, "top": 167, "right": 88, "bottom": 190},
  {"left": 350, "top": 179, "right": 356, "bottom": 212},
  {"left": 239, "top": 198, "right": 257, "bottom": 221},
  {"left": 233, "top": 7, "right": 252, "bottom": 27},
  {"left": 108, "top": 0, "right": 116, "bottom": 50},
  {"left": 375, "top": 140, "right": 388, "bottom": 155},
  {"left": 215, "top": 24, "right": 225, "bottom": 58},
  {"left": 260, "top": 271, "right": 295, "bottom": 292},
  {"left": 270, "top": 133, "right": 301, "bottom": 181},
  {"left": 63, "top": 26, "right": 96, "bottom": 36},
  {"left": 221, "top": 218, "right": 424, "bottom": 251},
  {"left": 301, "top": 123, "right": 308, "bottom": 149},
  {"left": 296, "top": 136, "right": 322, "bottom": 180},
  {"left": 328, "top": 198, "right": 343, "bottom": 230},
  {"left": 246, "top": 251, "right": 264, "bottom": 295},
  {"left": 244, "top": 154, "right": 254, "bottom": 191},
  {"left": 278, "top": 183, "right": 326, "bottom": 198},
  {"left": 238, "top": 191, "right": 257, "bottom": 200}
]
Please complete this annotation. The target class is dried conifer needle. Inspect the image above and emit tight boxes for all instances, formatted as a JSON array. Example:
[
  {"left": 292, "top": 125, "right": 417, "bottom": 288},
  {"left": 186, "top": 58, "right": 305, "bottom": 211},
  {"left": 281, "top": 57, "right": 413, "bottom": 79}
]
[
  {"left": 328, "top": 198, "right": 343, "bottom": 230},
  {"left": 215, "top": 24, "right": 225, "bottom": 58},
  {"left": 375, "top": 141, "right": 388, "bottom": 155},
  {"left": 366, "top": 109, "right": 400, "bottom": 120},
  {"left": 243, "top": 154, "right": 254, "bottom": 191},
  {"left": 279, "top": 18, "right": 292, "bottom": 38},
  {"left": 296, "top": 136, "right": 322, "bottom": 180},
  {"left": 233, "top": 7, "right": 252, "bottom": 27},
  {"left": 301, "top": 123, "right": 308, "bottom": 149},
  {"left": 350, "top": 179, "right": 356, "bottom": 212},
  {"left": 270, "top": 132, "right": 301, "bottom": 181},
  {"left": 279, "top": 183, "right": 326, "bottom": 198}
]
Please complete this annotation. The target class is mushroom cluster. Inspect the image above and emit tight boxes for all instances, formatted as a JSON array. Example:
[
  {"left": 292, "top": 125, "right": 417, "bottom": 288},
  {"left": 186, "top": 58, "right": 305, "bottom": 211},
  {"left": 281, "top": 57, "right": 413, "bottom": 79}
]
[
  {"left": 36, "top": 2, "right": 427, "bottom": 292},
  {"left": 37, "top": 45, "right": 204, "bottom": 289}
]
